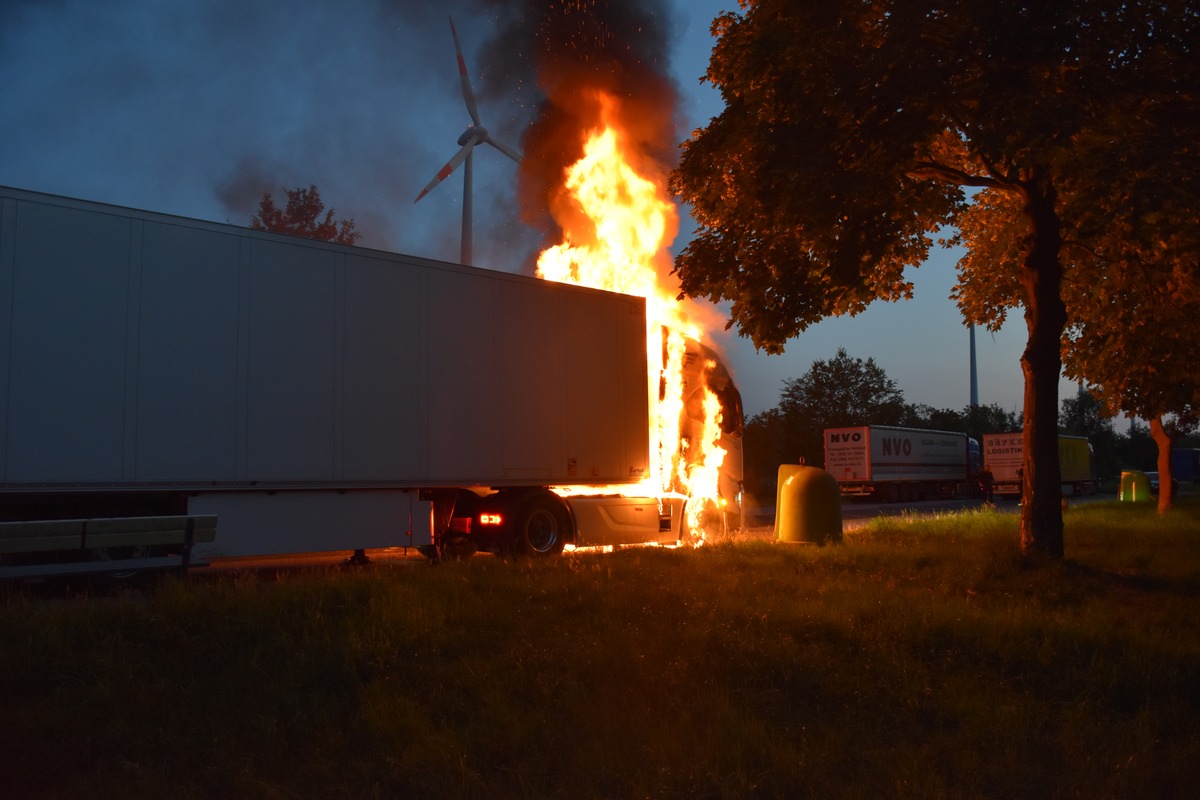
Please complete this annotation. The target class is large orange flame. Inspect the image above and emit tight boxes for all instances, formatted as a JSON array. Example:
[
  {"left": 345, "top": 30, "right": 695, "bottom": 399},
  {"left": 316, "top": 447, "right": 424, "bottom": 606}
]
[{"left": 536, "top": 92, "right": 730, "bottom": 541}]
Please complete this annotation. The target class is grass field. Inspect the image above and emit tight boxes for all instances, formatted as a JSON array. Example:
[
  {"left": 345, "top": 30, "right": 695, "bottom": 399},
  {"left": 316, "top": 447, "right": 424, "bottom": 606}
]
[{"left": 2, "top": 499, "right": 1199, "bottom": 799}]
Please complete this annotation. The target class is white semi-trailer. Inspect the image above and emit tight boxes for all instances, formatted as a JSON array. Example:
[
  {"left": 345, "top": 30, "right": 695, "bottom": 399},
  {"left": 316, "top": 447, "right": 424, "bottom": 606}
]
[
  {"left": 824, "top": 425, "right": 980, "bottom": 502},
  {"left": 0, "top": 186, "right": 742, "bottom": 569}
]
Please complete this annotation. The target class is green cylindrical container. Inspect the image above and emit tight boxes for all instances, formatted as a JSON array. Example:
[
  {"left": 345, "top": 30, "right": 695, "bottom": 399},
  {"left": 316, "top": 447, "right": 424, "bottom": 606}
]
[
  {"left": 775, "top": 464, "right": 843, "bottom": 545},
  {"left": 1119, "top": 470, "right": 1151, "bottom": 502}
]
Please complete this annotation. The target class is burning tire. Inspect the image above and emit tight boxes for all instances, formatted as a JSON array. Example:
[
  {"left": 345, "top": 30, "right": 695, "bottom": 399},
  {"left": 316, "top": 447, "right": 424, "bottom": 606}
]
[{"left": 514, "top": 495, "right": 568, "bottom": 557}]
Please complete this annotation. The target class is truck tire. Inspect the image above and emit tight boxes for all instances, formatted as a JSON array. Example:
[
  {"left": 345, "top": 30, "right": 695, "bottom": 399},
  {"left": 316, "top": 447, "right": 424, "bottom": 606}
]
[{"left": 515, "top": 495, "right": 568, "bottom": 557}]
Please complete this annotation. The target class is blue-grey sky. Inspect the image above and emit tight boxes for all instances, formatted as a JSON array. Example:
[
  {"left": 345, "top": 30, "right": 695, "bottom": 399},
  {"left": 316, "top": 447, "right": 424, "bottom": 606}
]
[{"left": 0, "top": 0, "right": 1076, "bottom": 419}]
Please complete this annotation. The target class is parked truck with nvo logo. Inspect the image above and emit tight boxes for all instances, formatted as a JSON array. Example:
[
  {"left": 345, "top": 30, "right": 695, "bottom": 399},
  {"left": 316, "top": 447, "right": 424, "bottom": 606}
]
[{"left": 824, "top": 425, "right": 981, "bottom": 503}]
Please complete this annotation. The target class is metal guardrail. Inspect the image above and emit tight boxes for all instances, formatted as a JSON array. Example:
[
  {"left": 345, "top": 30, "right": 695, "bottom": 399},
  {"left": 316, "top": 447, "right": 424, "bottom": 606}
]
[{"left": 0, "top": 515, "right": 216, "bottom": 580}]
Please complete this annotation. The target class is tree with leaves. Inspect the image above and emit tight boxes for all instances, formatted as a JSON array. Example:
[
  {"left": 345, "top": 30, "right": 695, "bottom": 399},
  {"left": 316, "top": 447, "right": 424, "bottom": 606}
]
[
  {"left": 778, "top": 349, "right": 909, "bottom": 449},
  {"left": 1060, "top": 267, "right": 1199, "bottom": 512},
  {"left": 250, "top": 185, "right": 360, "bottom": 245},
  {"left": 1059, "top": 388, "right": 1122, "bottom": 488},
  {"left": 743, "top": 349, "right": 909, "bottom": 497},
  {"left": 741, "top": 408, "right": 791, "bottom": 505},
  {"left": 671, "top": 0, "right": 1198, "bottom": 557},
  {"left": 952, "top": 72, "right": 1200, "bottom": 510},
  {"left": 910, "top": 403, "right": 1022, "bottom": 446}
]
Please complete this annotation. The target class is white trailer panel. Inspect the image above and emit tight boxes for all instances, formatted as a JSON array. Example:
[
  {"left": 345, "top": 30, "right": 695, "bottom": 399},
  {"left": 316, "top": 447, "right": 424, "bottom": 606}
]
[
  {"left": 825, "top": 425, "right": 971, "bottom": 491},
  {"left": 982, "top": 433, "right": 1024, "bottom": 490},
  {"left": 188, "top": 490, "right": 431, "bottom": 558},
  {"left": 137, "top": 223, "right": 243, "bottom": 479},
  {"left": 0, "top": 186, "right": 649, "bottom": 494},
  {"left": 824, "top": 427, "right": 871, "bottom": 482},
  {"left": 865, "top": 427, "right": 969, "bottom": 482}
]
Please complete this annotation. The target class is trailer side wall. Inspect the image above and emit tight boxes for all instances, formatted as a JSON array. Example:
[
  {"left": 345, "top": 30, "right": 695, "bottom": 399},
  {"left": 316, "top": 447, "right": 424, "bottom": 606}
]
[{"left": 0, "top": 187, "right": 650, "bottom": 492}]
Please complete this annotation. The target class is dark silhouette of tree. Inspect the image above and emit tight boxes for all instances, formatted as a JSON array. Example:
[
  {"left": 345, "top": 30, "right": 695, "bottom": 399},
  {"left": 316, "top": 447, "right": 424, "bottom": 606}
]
[
  {"left": 672, "top": 0, "right": 1198, "bottom": 557},
  {"left": 779, "top": 349, "right": 908, "bottom": 441},
  {"left": 743, "top": 350, "right": 908, "bottom": 498},
  {"left": 250, "top": 185, "right": 360, "bottom": 245},
  {"left": 743, "top": 350, "right": 1023, "bottom": 502},
  {"left": 741, "top": 408, "right": 790, "bottom": 505},
  {"left": 954, "top": 107, "right": 1200, "bottom": 510},
  {"left": 909, "top": 403, "right": 1021, "bottom": 445},
  {"left": 1060, "top": 388, "right": 1121, "bottom": 487},
  {"left": 1061, "top": 264, "right": 1199, "bottom": 511}
]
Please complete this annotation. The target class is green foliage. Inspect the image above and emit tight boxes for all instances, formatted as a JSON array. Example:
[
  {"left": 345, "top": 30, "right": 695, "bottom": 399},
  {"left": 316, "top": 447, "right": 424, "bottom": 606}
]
[
  {"left": 743, "top": 350, "right": 908, "bottom": 498},
  {"left": 250, "top": 184, "right": 361, "bottom": 245},
  {"left": 673, "top": 0, "right": 1199, "bottom": 556},
  {"left": 1054, "top": 5, "right": 1200, "bottom": 428},
  {"left": 671, "top": 1, "right": 963, "bottom": 353},
  {"left": 1059, "top": 388, "right": 1121, "bottom": 483},
  {"left": 741, "top": 407, "right": 791, "bottom": 502},
  {"left": 742, "top": 349, "right": 1021, "bottom": 500},
  {"left": 1056, "top": 389, "right": 1194, "bottom": 485},
  {"left": 779, "top": 348, "right": 906, "bottom": 429},
  {"left": 914, "top": 402, "right": 1023, "bottom": 444},
  {"left": 3, "top": 503, "right": 1200, "bottom": 799},
  {"left": 944, "top": 6, "right": 1200, "bottom": 494},
  {"left": 1060, "top": 388, "right": 1114, "bottom": 442},
  {"left": 1116, "top": 420, "right": 1159, "bottom": 475}
]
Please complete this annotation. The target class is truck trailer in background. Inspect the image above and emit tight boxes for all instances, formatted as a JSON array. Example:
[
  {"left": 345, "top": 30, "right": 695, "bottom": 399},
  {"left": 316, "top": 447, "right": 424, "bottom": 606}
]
[
  {"left": 0, "top": 186, "right": 743, "bottom": 571},
  {"left": 981, "top": 433, "right": 1097, "bottom": 497},
  {"left": 824, "top": 425, "right": 980, "bottom": 502},
  {"left": 1171, "top": 448, "right": 1200, "bottom": 484}
]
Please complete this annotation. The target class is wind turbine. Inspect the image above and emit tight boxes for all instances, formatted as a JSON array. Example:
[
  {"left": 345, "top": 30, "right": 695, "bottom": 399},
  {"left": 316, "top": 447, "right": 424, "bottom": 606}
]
[{"left": 414, "top": 17, "right": 522, "bottom": 266}]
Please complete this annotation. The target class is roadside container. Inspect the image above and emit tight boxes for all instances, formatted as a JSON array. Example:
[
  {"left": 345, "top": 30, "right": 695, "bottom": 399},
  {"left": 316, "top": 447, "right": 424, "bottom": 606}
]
[{"left": 775, "top": 464, "right": 842, "bottom": 545}]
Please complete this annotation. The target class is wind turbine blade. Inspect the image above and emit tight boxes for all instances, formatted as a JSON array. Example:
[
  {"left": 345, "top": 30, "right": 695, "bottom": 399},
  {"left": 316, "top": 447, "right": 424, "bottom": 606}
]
[
  {"left": 449, "top": 17, "right": 480, "bottom": 126},
  {"left": 483, "top": 135, "right": 522, "bottom": 164},
  {"left": 414, "top": 139, "right": 476, "bottom": 202}
]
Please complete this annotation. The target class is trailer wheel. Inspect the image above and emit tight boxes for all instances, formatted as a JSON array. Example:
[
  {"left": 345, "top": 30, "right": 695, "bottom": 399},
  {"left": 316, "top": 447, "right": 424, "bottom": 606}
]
[{"left": 515, "top": 495, "right": 567, "bottom": 557}]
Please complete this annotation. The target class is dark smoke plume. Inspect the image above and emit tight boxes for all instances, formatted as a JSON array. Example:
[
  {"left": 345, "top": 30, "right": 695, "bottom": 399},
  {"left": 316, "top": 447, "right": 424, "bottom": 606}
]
[{"left": 465, "top": 0, "right": 683, "bottom": 253}]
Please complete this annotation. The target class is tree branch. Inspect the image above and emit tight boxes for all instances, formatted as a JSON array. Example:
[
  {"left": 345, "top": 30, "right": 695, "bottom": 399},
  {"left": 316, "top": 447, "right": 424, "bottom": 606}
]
[{"left": 907, "top": 161, "right": 1014, "bottom": 191}]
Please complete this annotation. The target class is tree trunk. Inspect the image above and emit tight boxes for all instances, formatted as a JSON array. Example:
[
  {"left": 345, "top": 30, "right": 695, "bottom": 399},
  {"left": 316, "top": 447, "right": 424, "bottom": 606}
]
[
  {"left": 1150, "top": 416, "right": 1174, "bottom": 513},
  {"left": 1018, "top": 176, "right": 1066, "bottom": 558}
]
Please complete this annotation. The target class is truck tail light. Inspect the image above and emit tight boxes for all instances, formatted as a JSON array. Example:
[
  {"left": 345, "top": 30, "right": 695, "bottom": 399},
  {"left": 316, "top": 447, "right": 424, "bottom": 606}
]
[{"left": 478, "top": 513, "right": 503, "bottom": 527}]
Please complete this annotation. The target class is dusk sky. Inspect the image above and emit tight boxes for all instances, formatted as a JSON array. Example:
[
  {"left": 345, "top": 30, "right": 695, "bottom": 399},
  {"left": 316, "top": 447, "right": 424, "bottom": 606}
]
[{"left": 0, "top": 0, "right": 1080, "bottom": 420}]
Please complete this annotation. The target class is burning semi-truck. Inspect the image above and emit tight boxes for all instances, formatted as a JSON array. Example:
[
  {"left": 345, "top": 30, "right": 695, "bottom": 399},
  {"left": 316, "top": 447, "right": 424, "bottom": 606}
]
[
  {"left": 0, "top": 186, "right": 743, "bottom": 573},
  {"left": 824, "top": 425, "right": 981, "bottom": 502}
]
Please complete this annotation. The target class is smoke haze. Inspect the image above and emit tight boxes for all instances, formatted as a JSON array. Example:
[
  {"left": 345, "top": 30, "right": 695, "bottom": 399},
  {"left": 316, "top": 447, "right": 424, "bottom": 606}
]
[{"left": 0, "top": 0, "right": 682, "bottom": 271}]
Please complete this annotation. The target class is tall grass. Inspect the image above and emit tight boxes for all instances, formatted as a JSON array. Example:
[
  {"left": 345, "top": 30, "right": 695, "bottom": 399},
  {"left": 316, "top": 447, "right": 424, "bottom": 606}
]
[{"left": 2, "top": 499, "right": 1198, "bottom": 799}]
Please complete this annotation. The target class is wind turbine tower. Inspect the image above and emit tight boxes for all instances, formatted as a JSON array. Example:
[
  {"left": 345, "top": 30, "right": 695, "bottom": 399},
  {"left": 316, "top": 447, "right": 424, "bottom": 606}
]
[
  {"left": 969, "top": 322, "right": 979, "bottom": 408},
  {"left": 414, "top": 17, "right": 522, "bottom": 266}
]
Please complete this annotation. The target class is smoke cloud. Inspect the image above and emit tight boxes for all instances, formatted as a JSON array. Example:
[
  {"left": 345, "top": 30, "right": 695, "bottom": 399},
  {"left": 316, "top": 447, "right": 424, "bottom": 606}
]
[
  {"left": 0, "top": 0, "right": 683, "bottom": 270},
  {"left": 468, "top": 0, "right": 683, "bottom": 259}
]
